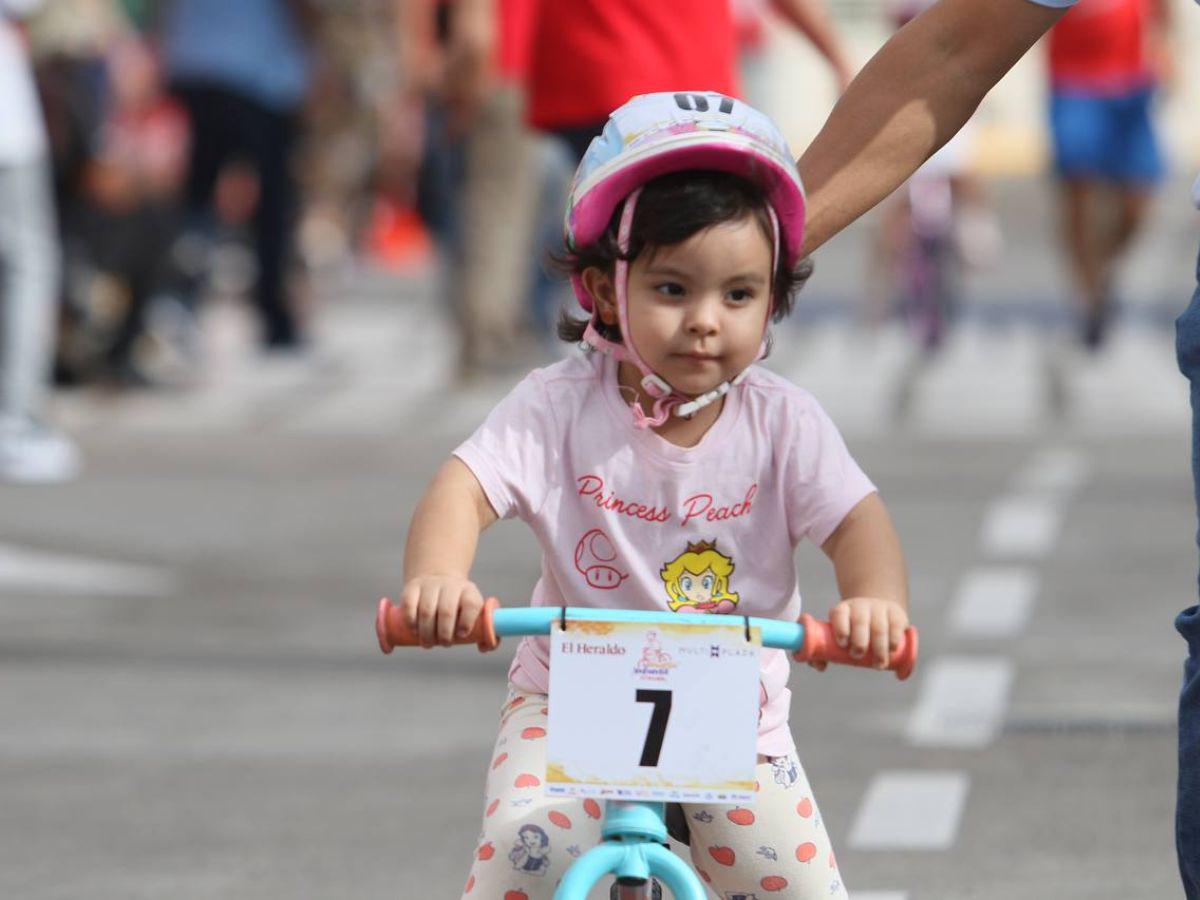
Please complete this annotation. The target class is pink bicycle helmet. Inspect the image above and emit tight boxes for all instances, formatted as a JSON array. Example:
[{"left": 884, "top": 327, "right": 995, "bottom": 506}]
[{"left": 565, "top": 91, "right": 806, "bottom": 427}]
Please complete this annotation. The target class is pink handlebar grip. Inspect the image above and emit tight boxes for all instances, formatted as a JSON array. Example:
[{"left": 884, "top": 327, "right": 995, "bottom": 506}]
[
  {"left": 375, "top": 596, "right": 502, "bottom": 654},
  {"left": 793, "top": 613, "right": 918, "bottom": 680}
]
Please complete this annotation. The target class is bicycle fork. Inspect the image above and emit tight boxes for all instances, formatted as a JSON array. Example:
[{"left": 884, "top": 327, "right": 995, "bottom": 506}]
[{"left": 553, "top": 801, "right": 707, "bottom": 900}]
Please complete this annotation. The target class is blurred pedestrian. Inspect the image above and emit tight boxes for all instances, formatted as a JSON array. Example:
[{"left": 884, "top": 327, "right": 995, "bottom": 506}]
[
  {"left": 870, "top": 0, "right": 1002, "bottom": 336},
  {"left": 1046, "top": 0, "right": 1169, "bottom": 349},
  {"left": 520, "top": 0, "right": 854, "bottom": 336},
  {"left": 454, "top": 0, "right": 544, "bottom": 378},
  {"left": 735, "top": 0, "right": 854, "bottom": 110},
  {"left": 391, "top": 0, "right": 545, "bottom": 380},
  {"left": 59, "top": 32, "right": 192, "bottom": 387},
  {"left": 0, "top": 0, "right": 80, "bottom": 482},
  {"left": 526, "top": 0, "right": 853, "bottom": 164},
  {"left": 161, "top": 0, "right": 314, "bottom": 352}
]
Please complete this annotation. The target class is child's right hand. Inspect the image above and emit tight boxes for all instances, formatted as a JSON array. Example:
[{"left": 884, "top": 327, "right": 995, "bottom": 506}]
[{"left": 400, "top": 575, "right": 486, "bottom": 647}]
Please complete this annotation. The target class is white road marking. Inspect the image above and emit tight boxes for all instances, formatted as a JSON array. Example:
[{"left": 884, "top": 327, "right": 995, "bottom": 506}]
[
  {"left": 904, "top": 324, "right": 1046, "bottom": 437},
  {"left": 1061, "top": 328, "right": 1189, "bottom": 434},
  {"left": 0, "top": 543, "right": 173, "bottom": 596},
  {"left": 52, "top": 320, "right": 1187, "bottom": 439},
  {"left": 97, "top": 388, "right": 263, "bottom": 433},
  {"left": 906, "top": 657, "right": 1015, "bottom": 747},
  {"left": 979, "top": 496, "right": 1062, "bottom": 559},
  {"left": 773, "top": 322, "right": 914, "bottom": 437},
  {"left": 848, "top": 771, "right": 970, "bottom": 850},
  {"left": 1011, "top": 446, "right": 1091, "bottom": 496},
  {"left": 948, "top": 566, "right": 1039, "bottom": 639}
]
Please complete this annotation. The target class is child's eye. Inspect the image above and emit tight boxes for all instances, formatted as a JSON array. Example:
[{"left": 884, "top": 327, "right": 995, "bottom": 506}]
[
  {"left": 728, "top": 288, "right": 755, "bottom": 303},
  {"left": 655, "top": 282, "right": 685, "bottom": 298}
]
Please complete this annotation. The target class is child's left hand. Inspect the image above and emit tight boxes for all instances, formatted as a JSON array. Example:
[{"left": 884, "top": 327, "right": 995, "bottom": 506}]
[{"left": 808, "top": 597, "right": 909, "bottom": 671}]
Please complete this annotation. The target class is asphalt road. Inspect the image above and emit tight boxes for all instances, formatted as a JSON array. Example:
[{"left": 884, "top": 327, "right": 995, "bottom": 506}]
[
  {"left": 1, "top": 175, "right": 1195, "bottom": 899},
  {"left": 0, "top": 414, "right": 1189, "bottom": 898}
]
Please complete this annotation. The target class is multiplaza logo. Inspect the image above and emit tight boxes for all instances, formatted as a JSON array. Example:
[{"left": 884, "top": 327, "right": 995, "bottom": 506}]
[{"left": 634, "top": 630, "right": 677, "bottom": 681}]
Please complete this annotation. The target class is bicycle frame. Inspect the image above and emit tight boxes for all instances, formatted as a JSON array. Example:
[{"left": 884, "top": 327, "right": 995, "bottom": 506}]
[
  {"left": 562, "top": 799, "right": 700, "bottom": 899},
  {"left": 376, "top": 600, "right": 917, "bottom": 899}
]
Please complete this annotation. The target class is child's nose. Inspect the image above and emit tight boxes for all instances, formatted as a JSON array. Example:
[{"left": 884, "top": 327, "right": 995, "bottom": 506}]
[{"left": 685, "top": 297, "right": 721, "bottom": 334}]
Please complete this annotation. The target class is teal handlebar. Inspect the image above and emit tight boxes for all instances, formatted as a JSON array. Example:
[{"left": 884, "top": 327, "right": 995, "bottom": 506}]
[{"left": 375, "top": 599, "right": 917, "bottom": 680}]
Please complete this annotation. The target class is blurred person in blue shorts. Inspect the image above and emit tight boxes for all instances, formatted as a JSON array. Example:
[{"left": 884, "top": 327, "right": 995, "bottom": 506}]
[
  {"left": 1046, "top": 0, "right": 1170, "bottom": 350},
  {"left": 0, "top": 0, "right": 80, "bottom": 482}
]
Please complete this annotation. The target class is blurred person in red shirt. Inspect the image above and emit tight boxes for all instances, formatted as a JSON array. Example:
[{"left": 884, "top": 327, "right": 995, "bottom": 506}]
[
  {"left": 515, "top": 0, "right": 854, "bottom": 341},
  {"left": 1046, "top": 0, "right": 1171, "bottom": 349},
  {"left": 526, "top": 0, "right": 854, "bottom": 163},
  {"left": 393, "top": 0, "right": 853, "bottom": 370}
]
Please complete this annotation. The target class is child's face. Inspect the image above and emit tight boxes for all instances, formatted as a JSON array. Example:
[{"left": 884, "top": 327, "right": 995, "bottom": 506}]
[{"left": 620, "top": 215, "right": 773, "bottom": 398}]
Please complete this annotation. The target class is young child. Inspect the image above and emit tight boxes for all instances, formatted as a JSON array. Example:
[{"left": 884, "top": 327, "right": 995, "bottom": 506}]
[{"left": 400, "top": 92, "right": 910, "bottom": 899}]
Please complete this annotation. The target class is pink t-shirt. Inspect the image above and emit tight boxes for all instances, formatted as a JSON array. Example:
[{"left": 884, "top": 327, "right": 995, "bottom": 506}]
[{"left": 453, "top": 352, "right": 876, "bottom": 757}]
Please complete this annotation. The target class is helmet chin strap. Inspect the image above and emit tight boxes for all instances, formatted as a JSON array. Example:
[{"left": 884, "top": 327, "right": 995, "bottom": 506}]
[{"left": 581, "top": 189, "right": 780, "bottom": 429}]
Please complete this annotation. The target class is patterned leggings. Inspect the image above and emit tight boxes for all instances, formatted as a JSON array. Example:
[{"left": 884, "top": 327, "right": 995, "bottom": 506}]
[{"left": 462, "top": 690, "right": 848, "bottom": 899}]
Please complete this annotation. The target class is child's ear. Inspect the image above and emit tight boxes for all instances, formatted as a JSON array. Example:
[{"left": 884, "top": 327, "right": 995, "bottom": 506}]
[{"left": 581, "top": 267, "right": 617, "bottom": 325}]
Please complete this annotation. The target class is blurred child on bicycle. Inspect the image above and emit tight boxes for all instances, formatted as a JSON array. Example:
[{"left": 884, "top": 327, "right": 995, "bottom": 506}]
[{"left": 400, "top": 92, "right": 910, "bottom": 899}]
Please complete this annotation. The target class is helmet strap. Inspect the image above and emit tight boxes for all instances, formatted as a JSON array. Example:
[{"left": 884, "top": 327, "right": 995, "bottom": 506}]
[{"left": 586, "top": 190, "right": 783, "bottom": 430}]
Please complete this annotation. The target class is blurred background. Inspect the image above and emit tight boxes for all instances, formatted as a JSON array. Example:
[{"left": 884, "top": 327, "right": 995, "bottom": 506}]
[{"left": 0, "top": 0, "right": 1196, "bottom": 897}]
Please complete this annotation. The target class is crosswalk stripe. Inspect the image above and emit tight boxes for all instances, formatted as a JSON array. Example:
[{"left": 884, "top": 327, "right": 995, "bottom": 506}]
[
  {"left": 772, "top": 322, "right": 914, "bottom": 436},
  {"left": 906, "top": 657, "right": 1015, "bottom": 747},
  {"left": 848, "top": 771, "right": 970, "bottom": 850},
  {"left": 0, "top": 542, "right": 173, "bottom": 596},
  {"left": 1061, "top": 328, "right": 1188, "bottom": 433},
  {"left": 948, "top": 566, "right": 1039, "bottom": 639},
  {"left": 979, "top": 496, "right": 1062, "bottom": 560},
  {"left": 904, "top": 324, "right": 1045, "bottom": 436},
  {"left": 49, "top": 320, "right": 1184, "bottom": 438},
  {"left": 1010, "top": 446, "right": 1091, "bottom": 496}
]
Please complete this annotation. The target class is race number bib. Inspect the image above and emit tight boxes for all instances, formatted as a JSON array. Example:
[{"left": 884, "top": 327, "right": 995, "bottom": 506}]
[{"left": 546, "top": 620, "right": 760, "bottom": 803}]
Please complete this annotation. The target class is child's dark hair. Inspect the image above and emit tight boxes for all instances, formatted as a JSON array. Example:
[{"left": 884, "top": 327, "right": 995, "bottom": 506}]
[{"left": 557, "top": 170, "right": 812, "bottom": 344}]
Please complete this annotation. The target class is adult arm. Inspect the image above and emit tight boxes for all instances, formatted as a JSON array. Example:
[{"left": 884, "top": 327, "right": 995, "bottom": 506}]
[{"left": 797, "top": 0, "right": 1069, "bottom": 255}]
